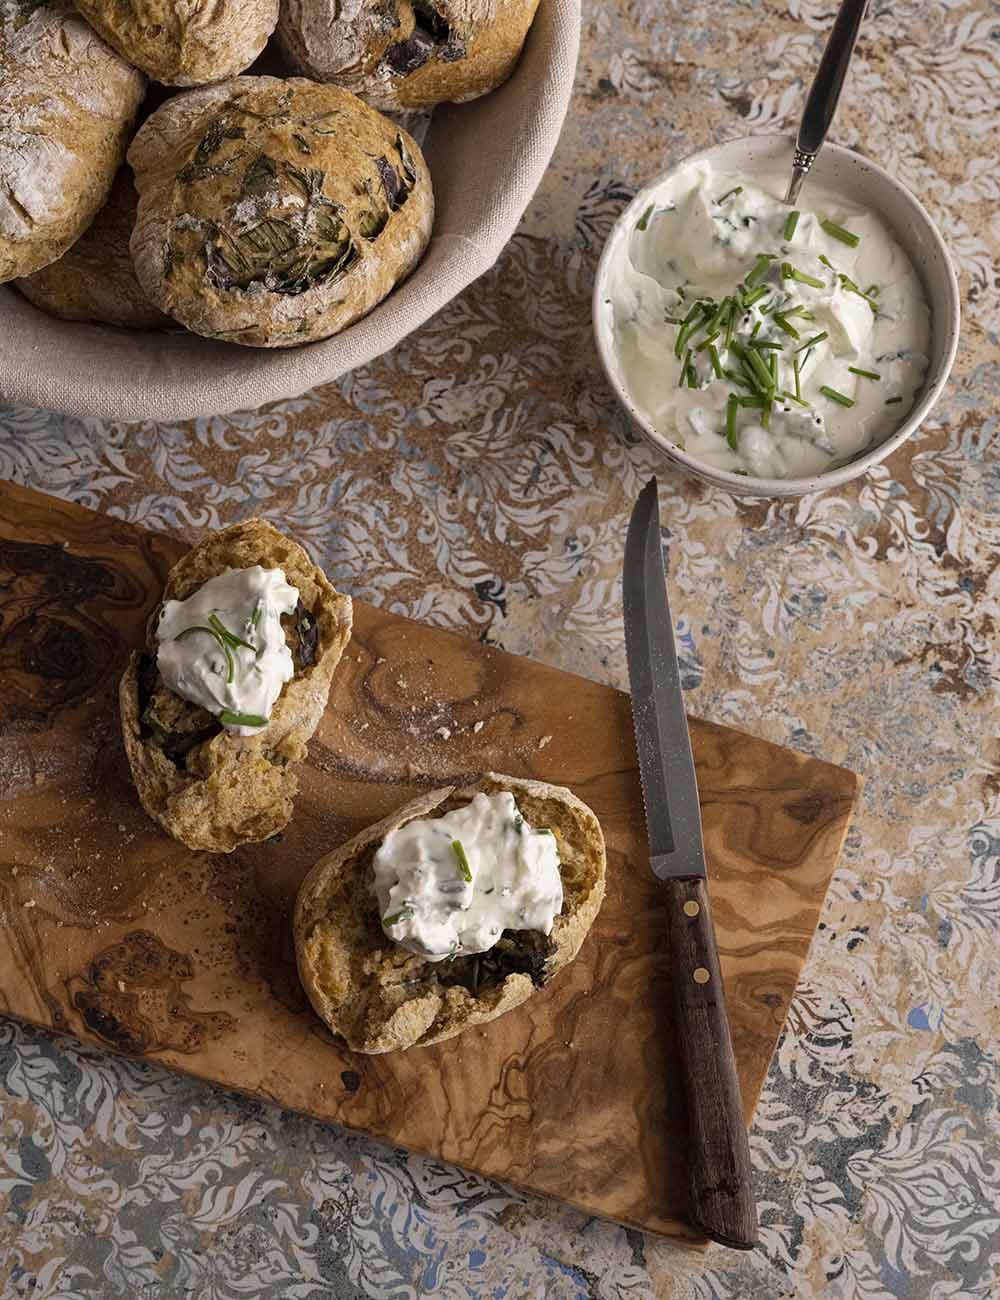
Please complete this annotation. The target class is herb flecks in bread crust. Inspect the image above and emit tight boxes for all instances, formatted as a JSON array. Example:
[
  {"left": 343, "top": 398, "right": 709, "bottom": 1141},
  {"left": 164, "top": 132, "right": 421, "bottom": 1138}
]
[
  {"left": 0, "top": 1, "right": 144, "bottom": 284},
  {"left": 277, "top": 0, "right": 541, "bottom": 112},
  {"left": 119, "top": 519, "right": 352, "bottom": 854},
  {"left": 294, "top": 775, "right": 607, "bottom": 1052},
  {"left": 76, "top": 0, "right": 279, "bottom": 87},
  {"left": 127, "top": 76, "right": 434, "bottom": 348}
]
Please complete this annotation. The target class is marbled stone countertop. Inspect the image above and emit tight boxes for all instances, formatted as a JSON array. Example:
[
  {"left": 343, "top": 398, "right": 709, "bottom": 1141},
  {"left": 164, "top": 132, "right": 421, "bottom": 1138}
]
[{"left": 1, "top": 0, "right": 998, "bottom": 1296}]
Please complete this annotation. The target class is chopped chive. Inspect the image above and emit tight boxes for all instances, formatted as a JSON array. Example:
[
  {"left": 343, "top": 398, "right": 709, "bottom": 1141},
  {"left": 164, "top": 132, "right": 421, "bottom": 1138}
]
[
  {"left": 865, "top": 284, "right": 880, "bottom": 297},
  {"left": 820, "top": 385, "right": 855, "bottom": 408},
  {"left": 793, "top": 358, "right": 802, "bottom": 400},
  {"left": 724, "top": 368, "right": 753, "bottom": 391},
  {"left": 742, "top": 285, "right": 769, "bottom": 308},
  {"left": 746, "top": 254, "right": 774, "bottom": 288},
  {"left": 768, "top": 351, "right": 778, "bottom": 385},
  {"left": 250, "top": 602, "right": 262, "bottom": 629},
  {"left": 838, "top": 273, "right": 880, "bottom": 314},
  {"left": 724, "top": 301, "right": 736, "bottom": 349},
  {"left": 382, "top": 904, "right": 414, "bottom": 927},
  {"left": 218, "top": 709, "right": 268, "bottom": 727},
  {"left": 818, "top": 253, "right": 836, "bottom": 270},
  {"left": 783, "top": 210, "right": 800, "bottom": 241},
  {"left": 176, "top": 624, "right": 234, "bottom": 683},
  {"left": 708, "top": 344, "right": 723, "bottom": 378},
  {"left": 772, "top": 312, "right": 801, "bottom": 340},
  {"left": 208, "top": 613, "right": 255, "bottom": 652},
  {"left": 794, "top": 331, "right": 829, "bottom": 354},
  {"left": 848, "top": 366, "right": 881, "bottom": 381},
  {"left": 682, "top": 300, "right": 704, "bottom": 325},
  {"left": 695, "top": 331, "right": 720, "bottom": 350},
  {"left": 664, "top": 315, "right": 685, "bottom": 325},
  {"left": 751, "top": 339, "right": 782, "bottom": 350},
  {"left": 674, "top": 320, "right": 696, "bottom": 359},
  {"left": 738, "top": 343, "right": 776, "bottom": 391},
  {"left": 761, "top": 396, "right": 772, "bottom": 430},
  {"left": 821, "top": 218, "right": 860, "bottom": 247},
  {"left": 678, "top": 347, "right": 691, "bottom": 387},
  {"left": 704, "top": 297, "right": 730, "bottom": 336},
  {"left": 717, "top": 185, "right": 744, "bottom": 203},
  {"left": 885, "top": 395, "right": 903, "bottom": 405},
  {"left": 636, "top": 204, "right": 654, "bottom": 232},
  {"left": 726, "top": 394, "right": 739, "bottom": 449},
  {"left": 781, "top": 262, "right": 825, "bottom": 289},
  {"left": 750, "top": 319, "right": 762, "bottom": 341},
  {"left": 780, "top": 389, "right": 810, "bottom": 408},
  {"left": 686, "top": 360, "right": 698, "bottom": 388},
  {"left": 451, "top": 839, "right": 473, "bottom": 882}
]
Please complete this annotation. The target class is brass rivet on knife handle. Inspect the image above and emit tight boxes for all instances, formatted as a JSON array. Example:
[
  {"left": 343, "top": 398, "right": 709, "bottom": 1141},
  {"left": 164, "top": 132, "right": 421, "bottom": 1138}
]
[{"left": 666, "top": 877, "right": 759, "bottom": 1250}]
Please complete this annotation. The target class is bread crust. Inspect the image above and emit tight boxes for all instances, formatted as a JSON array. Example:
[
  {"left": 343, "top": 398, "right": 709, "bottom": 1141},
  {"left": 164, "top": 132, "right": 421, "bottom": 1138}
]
[
  {"left": 277, "top": 0, "right": 541, "bottom": 112},
  {"left": 127, "top": 76, "right": 434, "bottom": 348},
  {"left": 15, "top": 169, "right": 172, "bottom": 328},
  {"left": 76, "top": 0, "right": 279, "bottom": 86},
  {"left": 294, "top": 774, "right": 607, "bottom": 1052},
  {"left": 119, "top": 519, "right": 352, "bottom": 853},
  {"left": 0, "top": 1, "right": 145, "bottom": 284}
]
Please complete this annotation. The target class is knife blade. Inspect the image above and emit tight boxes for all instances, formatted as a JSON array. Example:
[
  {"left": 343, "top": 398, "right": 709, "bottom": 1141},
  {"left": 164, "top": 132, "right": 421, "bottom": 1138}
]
[{"left": 623, "top": 476, "right": 758, "bottom": 1251}]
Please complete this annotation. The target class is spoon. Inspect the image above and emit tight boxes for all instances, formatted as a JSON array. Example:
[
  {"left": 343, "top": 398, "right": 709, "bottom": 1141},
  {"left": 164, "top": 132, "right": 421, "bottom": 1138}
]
[{"left": 785, "top": 0, "right": 869, "bottom": 204}]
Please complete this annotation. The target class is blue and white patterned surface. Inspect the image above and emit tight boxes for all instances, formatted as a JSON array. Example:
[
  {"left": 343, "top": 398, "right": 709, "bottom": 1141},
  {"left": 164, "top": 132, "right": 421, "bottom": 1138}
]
[{"left": 1, "top": 0, "right": 999, "bottom": 1295}]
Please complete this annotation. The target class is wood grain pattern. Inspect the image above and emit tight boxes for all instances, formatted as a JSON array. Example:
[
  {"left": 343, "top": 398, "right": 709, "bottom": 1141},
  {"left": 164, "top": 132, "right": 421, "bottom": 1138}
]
[
  {"left": 0, "top": 480, "right": 860, "bottom": 1240},
  {"left": 664, "top": 876, "right": 757, "bottom": 1249}
]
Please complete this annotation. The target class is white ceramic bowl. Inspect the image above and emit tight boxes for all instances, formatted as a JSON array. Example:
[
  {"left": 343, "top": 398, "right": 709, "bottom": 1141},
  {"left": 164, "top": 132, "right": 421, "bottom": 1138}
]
[
  {"left": 0, "top": 0, "right": 579, "bottom": 423},
  {"left": 593, "top": 134, "right": 961, "bottom": 498}
]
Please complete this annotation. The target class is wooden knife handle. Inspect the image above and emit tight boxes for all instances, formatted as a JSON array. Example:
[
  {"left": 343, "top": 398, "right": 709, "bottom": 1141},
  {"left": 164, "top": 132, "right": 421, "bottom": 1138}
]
[{"left": 664, "top": 876, "right": 759, "bottom": 1250}]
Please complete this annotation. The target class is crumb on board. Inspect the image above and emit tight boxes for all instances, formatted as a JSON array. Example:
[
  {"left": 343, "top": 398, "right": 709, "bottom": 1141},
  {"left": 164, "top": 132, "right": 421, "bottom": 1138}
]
[
  {"left": 116, "top": 980, "right": 125, "bottom": 992},
  {"left": 435, "top": 726, "right": 452, "bottom": 741},
  {"left": 24, "top": 899, "right": 36, "bottom": 908},
  {"left": 472, "top": 720, "right": 484, "bottom": 734},
  {"left": 538, "top": 735, "right": 553, "bottom": 749}
]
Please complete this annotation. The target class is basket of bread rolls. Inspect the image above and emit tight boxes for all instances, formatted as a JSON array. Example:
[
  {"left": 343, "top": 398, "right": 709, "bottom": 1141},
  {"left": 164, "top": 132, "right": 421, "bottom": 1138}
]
[{"left": 0, "top": 0, "right": 580, "bottom": 422}]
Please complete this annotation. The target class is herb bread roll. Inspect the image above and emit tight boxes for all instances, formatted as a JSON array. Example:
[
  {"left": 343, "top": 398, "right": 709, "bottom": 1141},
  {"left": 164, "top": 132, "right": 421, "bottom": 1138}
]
[
  {"left": 277, "top": 0, "right": 541, "bottom": 112},
  {"left": 0, "top": 1, "right": 145, "bottom": 284},
  {"left": 15, "top": 170, "right": 171, "bottom": 329},
  {"left": 75, "top": 0, "right": 279, "bottom": 87},
  {"left": 120, "top": 519, "right": 352, "bottom": 854},
  {"left": 128, "top": 76, "right": 434, "bottom": 347},
  {"left": 294, "top": 775, "right": 607, "bottom": 1052}
]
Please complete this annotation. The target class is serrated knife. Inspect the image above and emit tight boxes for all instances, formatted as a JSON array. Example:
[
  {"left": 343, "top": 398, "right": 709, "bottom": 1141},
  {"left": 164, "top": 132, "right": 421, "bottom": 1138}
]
[{"left": 623, "top": 476, "right": 758, "bottom": 1250}]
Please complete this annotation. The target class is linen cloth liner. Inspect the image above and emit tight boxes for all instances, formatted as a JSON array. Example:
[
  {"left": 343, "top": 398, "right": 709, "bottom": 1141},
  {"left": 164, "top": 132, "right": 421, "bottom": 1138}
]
[{"left": 0, "top": 0, "right": 580, "bottom": 423}]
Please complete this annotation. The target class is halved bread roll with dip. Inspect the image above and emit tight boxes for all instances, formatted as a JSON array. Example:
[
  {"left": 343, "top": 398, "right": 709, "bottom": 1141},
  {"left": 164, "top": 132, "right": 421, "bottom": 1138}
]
[
  {"left": 294, "top": 774, "right": 606, "bottom": 1052},
  {"left": 120, "top": 519, "right": 352, "bottom": 853}
]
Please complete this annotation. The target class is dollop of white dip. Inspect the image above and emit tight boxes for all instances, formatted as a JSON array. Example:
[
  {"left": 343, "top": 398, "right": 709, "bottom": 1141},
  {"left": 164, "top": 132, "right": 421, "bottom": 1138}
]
[
  {"left": 156, "top": 566, "right": 300, "bottom": 735},
  {"left": 372, "top": 792, "right": 564, "bottom": 962},
  {"left": 604, "top": 160, "right": 931, "bottom": 478}
]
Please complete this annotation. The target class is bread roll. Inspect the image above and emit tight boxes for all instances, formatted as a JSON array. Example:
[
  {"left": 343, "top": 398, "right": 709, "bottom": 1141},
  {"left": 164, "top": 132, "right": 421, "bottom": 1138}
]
[
  {"left": 15, "top": 170, "right": 172, "bottom": 329},
  {"left": 0, "top": 2, "right": 145, "bottom": 284},
  {"left": 276, "top": 0, "right": 540, "bottom": 112},
  {"left": 119, "top": 519, "right": 353, "bottom": 854},
  {"left": 75, "top": 0, "right": 279, "bottom": 87},
  {"left": 128, "top": 76, "right": 434, "bottom": 347},
  {"left": 294, "top": 775, "right": 607, "bottom": 1052}
]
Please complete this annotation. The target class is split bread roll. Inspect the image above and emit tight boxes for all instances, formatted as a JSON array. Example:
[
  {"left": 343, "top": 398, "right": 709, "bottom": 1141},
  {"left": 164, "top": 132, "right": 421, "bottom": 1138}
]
[
  {"left": 294, "top": 775, "right": 607, "bottom": 1052},
  {"left": 277, "top": 0, "right": 541, "bottom": 112},
  {"left": 128, "top": 76, "right": 434, "bottom": 347},
  {"left": 76, "top": 0, "right": 279, "bottom": 87},
  {"left": 15, "top": 170, "right": 172, "bottom": 329},
  {"left": 0, "top": 1, "right": 144, "bottom": 283},
  {"left": 120, "top": 520, "right": 352, "bottom": 853}
]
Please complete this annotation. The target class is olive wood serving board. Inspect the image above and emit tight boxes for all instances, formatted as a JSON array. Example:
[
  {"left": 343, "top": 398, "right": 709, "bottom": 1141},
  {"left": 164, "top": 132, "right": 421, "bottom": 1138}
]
[{"left": 0, "top": 480, "right": 859, "bottom": 1241}]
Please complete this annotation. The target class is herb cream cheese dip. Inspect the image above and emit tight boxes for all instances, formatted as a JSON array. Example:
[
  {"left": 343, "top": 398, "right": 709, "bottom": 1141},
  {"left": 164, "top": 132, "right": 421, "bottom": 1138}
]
[
  {"left": 373, "top": 792, "right": 564, "bottom": 961},
  {"left": 606, "top": 161, "right": 931, "bottom": 479},
  {"left": 156, "top": 566, "right": 300, "bottom": 735}
]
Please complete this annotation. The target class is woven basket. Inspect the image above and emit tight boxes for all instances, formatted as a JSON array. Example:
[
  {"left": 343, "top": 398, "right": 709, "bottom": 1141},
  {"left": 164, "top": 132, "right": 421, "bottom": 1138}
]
[{"left": 0, "top": 0, "right": 580, "bottom": 422}]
